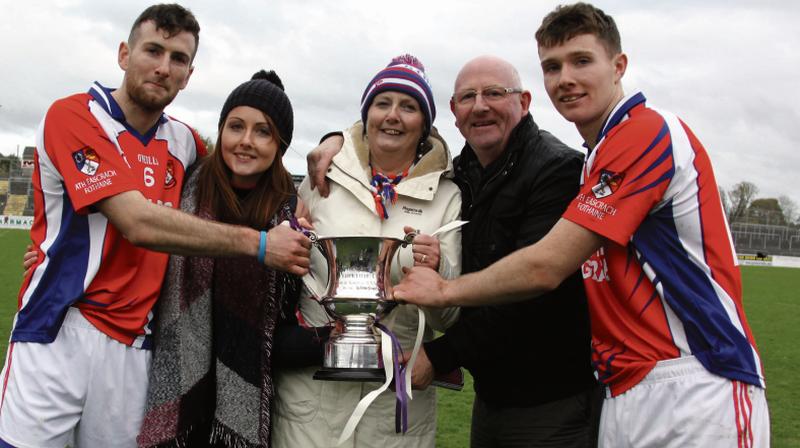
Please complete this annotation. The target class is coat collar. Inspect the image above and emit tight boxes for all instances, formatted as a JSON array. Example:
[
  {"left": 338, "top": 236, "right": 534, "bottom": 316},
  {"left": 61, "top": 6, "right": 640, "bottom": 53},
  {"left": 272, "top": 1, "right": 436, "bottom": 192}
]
[
  {"left": 328, "top": 121, "right": 454, "bottom": 206},
  {"left": 455, "top": 113, "right": 539, "bottom": 189}
]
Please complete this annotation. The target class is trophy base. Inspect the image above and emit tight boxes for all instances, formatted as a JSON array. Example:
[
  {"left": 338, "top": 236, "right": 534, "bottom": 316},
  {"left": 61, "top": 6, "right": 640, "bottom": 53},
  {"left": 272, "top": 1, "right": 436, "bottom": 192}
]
[{"left": 313, "top": 367, "right": 385, "bottom": 382}]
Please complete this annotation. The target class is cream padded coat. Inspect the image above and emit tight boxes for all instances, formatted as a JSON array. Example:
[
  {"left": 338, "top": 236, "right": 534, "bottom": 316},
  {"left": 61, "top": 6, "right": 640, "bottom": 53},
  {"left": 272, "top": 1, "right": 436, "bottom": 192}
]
[{"left": 272, "top": 123, "right": 462, "bottom": 448}]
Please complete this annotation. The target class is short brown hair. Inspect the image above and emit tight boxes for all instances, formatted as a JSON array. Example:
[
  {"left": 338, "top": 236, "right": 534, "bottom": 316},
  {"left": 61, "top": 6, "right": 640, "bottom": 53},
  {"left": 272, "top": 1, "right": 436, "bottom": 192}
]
[
  {"left": 535, "top": 3, "right": 621, "bottom": 57},
  {"left": 128, "top": 4, "right": 200, "bottom": 59}
]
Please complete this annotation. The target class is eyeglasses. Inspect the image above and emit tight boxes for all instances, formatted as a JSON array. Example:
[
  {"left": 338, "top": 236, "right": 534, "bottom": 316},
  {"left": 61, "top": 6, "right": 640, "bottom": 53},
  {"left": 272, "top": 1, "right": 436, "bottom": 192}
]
[{"left": 452, "top": 86, "right": 524, "bottom": 106}]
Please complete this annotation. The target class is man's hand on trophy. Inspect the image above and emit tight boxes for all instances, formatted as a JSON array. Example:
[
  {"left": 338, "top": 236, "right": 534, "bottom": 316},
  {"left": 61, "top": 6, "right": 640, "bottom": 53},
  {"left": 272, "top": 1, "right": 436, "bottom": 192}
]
[
  {"left": 394, "top": 265, "right": 449, "bottom": 307},
  {"left": 401, "top": 346, "right": 434, "bottom": 390},
  {"left": 403, "top": 225, "right": 440, "bottom": 270},
  {"left": 264, "top": 224, "right": 312, "bottom": 276}
]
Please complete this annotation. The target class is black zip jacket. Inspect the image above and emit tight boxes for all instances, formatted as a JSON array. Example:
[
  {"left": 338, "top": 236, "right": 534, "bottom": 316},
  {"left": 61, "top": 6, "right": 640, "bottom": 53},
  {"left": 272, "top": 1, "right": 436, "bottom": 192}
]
[{"left": 423, "top": 114, "right": 597, "bottom": 406}]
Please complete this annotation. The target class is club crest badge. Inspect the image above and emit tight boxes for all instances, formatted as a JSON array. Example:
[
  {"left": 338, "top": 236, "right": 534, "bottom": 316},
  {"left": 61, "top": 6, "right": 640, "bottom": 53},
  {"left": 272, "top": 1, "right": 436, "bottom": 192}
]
[
  {"left": 164, "top": 159, "right": 176, "bottom": 189},
  {"left": 591, "top": 170, "right": 624, "bottom": 199},
  {"left": 72, "top": 147, "right": 100, "bottom": 176}
]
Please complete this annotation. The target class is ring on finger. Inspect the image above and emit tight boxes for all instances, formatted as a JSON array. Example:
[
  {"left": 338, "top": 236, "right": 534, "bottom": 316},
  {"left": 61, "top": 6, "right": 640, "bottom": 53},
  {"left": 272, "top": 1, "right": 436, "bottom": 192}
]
[{"left": 421, "top": 254, "right": 427, "bottom": 263}]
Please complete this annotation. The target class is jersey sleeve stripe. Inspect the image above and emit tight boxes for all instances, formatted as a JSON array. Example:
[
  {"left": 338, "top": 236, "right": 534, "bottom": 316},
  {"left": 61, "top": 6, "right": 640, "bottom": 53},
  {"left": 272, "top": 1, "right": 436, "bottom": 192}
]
[
  {"left": 629, "top": 122, "right": 670, "bottom": 172},
  {"left": 622, "top": 166, "right": 675, "bottom": 199},
  {"left": 631, "top": 142, "right": 672, "bottom": 185}
]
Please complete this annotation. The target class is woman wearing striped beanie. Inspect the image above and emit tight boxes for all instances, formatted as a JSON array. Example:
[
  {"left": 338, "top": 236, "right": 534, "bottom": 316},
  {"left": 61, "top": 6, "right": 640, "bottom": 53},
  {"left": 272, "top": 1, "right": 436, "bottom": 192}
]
[{"left": 273, "top": 55, "right": 463, "bottom": 448}]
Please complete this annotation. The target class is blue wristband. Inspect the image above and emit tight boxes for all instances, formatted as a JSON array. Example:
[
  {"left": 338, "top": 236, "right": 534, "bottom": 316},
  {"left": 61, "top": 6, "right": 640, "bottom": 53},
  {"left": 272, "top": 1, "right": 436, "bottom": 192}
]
[{"left": 258, "top": 230, "right": 267, "bottom": 264}]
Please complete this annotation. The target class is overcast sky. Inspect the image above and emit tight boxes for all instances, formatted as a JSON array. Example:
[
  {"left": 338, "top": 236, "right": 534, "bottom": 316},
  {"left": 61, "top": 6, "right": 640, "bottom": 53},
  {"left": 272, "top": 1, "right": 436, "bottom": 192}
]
[{"left": 2, "top": 0, "right": 798, "bottom": 206}]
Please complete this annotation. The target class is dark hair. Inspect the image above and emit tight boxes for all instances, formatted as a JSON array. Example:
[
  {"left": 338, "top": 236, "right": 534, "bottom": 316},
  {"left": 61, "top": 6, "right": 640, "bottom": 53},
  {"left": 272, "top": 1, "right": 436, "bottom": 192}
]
[
  {"left": 128, "top": 4, "right": 200, "bottom": 59},
  {"left": 196, "top": 114, "right": 295, "bottom": 230},
  {"left": 535, "top": 2, "right": 621, "bottom": 57}
]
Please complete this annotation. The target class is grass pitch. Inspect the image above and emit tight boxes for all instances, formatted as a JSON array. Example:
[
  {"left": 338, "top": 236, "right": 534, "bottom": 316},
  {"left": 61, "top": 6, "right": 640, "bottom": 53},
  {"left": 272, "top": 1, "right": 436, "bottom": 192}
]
[
  {"left": 0, "top": 228, "right": 797, "bottom": 446},
  {"left": 0, "top": 229, "right": 29, "bottom": 357}
]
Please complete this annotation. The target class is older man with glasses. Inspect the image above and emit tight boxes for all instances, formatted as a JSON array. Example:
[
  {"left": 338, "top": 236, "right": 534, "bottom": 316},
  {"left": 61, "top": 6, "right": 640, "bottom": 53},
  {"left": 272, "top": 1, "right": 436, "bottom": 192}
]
[{"left": 309, "top": 55, "right": 598, "bottom": 448}]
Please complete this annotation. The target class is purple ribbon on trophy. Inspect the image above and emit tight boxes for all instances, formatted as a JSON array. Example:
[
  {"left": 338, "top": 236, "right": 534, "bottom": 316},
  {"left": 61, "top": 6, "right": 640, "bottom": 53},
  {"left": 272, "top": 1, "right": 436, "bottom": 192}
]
[{"left": 374, "top": 321, "right": 409, "bottom": 434}]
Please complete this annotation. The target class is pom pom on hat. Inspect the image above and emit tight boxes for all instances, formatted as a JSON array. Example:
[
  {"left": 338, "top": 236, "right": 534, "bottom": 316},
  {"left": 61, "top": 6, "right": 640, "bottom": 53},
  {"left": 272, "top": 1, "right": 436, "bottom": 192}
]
[
  {"left": 218, "top": 70, "right": 294, "bottom": 153},
  {"left": 360, "top": 54, "right": 436, "bottom": 140},
  {"left": 389, "top": 54, "right": 426, "bottom": 71},
  {"left": 252, "top": 69, "right": 285, "bottom": 90}
]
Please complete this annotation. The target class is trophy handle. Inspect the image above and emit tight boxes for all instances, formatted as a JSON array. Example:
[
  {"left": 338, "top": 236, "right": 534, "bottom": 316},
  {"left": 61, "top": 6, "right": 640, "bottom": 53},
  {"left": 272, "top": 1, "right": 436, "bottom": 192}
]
[
  {"left": 302, "top": 231, "right": 332, "bottom": 302},
  {"left": 394, "top": 221, "right": 469, "bottom": 272},
  {"left": 402, "top": 230, "right": 417, "bottom": 246},
  {"left": 390, "top": 229, "right": 418, "bottom": 281}
]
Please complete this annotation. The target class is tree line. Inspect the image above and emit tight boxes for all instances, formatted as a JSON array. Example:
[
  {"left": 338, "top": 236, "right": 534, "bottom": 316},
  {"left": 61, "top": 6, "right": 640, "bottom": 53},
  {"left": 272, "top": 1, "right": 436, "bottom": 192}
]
[{"left": 720, "top": 181, "right": 798, "bottom": 227}]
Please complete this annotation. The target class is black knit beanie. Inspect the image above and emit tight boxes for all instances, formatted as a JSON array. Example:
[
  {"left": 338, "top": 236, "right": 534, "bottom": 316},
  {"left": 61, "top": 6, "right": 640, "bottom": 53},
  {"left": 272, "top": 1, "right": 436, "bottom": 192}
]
[{"left": 218, "top": 70, "right": 294, "bottom": 153}]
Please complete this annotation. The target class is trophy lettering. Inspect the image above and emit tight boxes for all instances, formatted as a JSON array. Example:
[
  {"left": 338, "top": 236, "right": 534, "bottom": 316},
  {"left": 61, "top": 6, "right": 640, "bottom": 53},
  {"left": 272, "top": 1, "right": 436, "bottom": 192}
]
[{"left": 303, "top": 233, "right": 414, "bottom": 382}]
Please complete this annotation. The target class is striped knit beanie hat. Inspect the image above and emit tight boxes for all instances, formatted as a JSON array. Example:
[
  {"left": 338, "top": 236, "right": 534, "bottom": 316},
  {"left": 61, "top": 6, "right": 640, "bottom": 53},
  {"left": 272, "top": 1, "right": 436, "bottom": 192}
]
[{"left": 360, "top": 54, "right": 436, "bottom": 139}]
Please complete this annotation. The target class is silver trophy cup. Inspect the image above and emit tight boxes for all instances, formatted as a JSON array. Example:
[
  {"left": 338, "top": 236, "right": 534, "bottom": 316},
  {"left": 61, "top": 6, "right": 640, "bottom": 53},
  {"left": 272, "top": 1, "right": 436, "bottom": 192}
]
[{"left": 303, "top": 234, "right": 412, "bottom": 382}]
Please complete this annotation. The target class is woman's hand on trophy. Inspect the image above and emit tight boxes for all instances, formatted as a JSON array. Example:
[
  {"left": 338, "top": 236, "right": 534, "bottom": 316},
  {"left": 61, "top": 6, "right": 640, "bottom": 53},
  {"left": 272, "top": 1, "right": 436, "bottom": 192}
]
[{"left": 403, "top": 225, "right": 440, "bottom": 270}]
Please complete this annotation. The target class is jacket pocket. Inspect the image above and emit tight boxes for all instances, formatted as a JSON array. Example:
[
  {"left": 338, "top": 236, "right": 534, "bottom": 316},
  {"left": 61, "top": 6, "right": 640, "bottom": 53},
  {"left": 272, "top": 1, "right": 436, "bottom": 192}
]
[{"left": 274, "top": 367, "right": 321, "bottom": 423}]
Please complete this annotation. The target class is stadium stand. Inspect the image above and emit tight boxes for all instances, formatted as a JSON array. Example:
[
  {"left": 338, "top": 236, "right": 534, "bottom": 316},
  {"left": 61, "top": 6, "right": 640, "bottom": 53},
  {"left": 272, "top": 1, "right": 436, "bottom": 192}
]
[
  {"left": 0, "top": 147, "right": 35, "bottom": 217},
  {"left": 0, "top": 180, "right": 8, "bottom": 214},
  {"left": 24, "top": 193, "right": 34, "bottom": 216},
  {"left": 3, "top": 194, "right": 28, "bottom": 216},
  {"left": 8, "top": 178, "right": 28, "bottom": 195},
  {"left": 731, "top": 221, "right": 800, "bottom": 257}
]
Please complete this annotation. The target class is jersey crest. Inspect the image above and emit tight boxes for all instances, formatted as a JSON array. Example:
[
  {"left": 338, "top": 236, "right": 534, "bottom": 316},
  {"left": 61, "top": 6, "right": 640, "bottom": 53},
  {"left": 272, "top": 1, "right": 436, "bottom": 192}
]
[
  {"left": 591, "top": 169, "right": 624, "bottom": 199},
  {"left": 164, "top": 159, "right": 176, "bottom": 189},
  {"left": 72, "top": 147, "right": 101, "bottom": 176}
]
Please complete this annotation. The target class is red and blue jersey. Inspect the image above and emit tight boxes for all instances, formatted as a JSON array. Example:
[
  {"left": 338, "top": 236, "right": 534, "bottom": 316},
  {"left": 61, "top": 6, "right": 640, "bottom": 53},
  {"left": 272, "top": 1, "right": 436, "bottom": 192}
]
[
  {"left": 563, "top": 92, "right": 764, "bottom": 396},
  {"left": 12, "top": 82, "right": 205, "bottom": 349}
]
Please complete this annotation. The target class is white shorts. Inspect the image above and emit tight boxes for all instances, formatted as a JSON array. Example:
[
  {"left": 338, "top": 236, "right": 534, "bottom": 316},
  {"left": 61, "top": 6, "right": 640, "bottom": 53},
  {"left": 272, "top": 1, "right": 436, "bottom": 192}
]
[
  {"left": 599, "top": 356, "right": 770, "bottom": 448},
  {"left": 0, "top": 308, "right": 151, "bottom": 448}
]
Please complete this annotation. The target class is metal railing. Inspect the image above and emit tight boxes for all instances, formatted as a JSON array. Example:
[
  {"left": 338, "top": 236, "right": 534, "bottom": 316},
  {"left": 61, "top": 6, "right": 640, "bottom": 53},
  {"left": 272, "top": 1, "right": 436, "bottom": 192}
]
[{"left": 731, "top": 222, "right": 800, "bottom": 256}]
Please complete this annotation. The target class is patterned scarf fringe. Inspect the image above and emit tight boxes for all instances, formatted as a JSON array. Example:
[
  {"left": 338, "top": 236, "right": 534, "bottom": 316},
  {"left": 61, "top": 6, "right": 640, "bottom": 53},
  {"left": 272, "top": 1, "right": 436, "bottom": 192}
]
[
  {"left": 210, "top": 420, "right": 260, "bottom": 448},
  {"left": 145, "top": 422, "right": 202, "bottom": 448}
]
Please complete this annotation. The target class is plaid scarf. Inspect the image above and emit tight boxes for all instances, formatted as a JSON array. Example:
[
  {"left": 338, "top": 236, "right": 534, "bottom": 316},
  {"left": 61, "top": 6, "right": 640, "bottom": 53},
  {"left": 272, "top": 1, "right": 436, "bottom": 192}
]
[{"left": 137, "top": 167, "right": 298, "bottom": 448}]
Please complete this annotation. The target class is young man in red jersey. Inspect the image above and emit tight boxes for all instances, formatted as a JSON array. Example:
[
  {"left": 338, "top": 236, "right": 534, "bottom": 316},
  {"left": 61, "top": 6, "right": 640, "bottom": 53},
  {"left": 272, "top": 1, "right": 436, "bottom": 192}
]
[
  {"left": 395, "top": 3, "right": 769, "bottom": 447},
  {"left": 0, "top": 5, "right": 309, "bottom": 447}
]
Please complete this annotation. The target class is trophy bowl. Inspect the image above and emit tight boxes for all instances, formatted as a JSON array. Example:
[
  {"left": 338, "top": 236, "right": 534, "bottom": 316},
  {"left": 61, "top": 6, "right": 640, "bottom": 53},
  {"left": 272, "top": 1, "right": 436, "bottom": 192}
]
[{"left": 303, "top": 234, "right": 410, "bottom": 382}]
